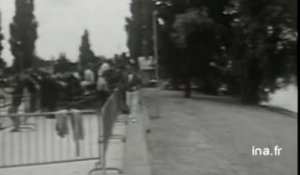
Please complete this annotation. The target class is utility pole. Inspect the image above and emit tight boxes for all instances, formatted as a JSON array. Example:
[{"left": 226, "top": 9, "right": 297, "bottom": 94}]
[
  {"left": 152, "top": 10, "right": 159, "bottom": 82},
  {"left": 152, "top": 9, "right": 161, "bottom": 118}
]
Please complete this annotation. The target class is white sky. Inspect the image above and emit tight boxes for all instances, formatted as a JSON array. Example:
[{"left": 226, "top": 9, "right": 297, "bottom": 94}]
[{"left": 0, "top": 0, "right": 131, "bottom": 65}]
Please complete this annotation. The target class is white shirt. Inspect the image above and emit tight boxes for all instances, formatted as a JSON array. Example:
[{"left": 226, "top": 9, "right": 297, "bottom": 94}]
[
  {"left": 97, "top": 63, "right": 110, "bottom": 76},
  {"left": 84, "top": 69, "right": 95, "bottom": 83},
  {"left": 128, "top": 73, "right": 134, "bottom": 83}
]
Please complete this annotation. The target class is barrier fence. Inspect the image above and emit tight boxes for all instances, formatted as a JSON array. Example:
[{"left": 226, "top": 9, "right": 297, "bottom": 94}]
[
  {"left": 102, "top": 89, "right": 122, "bottom": 152},
  {"left": 0, "top": 88, "right": 125, "bottom": 174},
  {"left": 0, "top": 110, "right": 101, "bottom": 168}
]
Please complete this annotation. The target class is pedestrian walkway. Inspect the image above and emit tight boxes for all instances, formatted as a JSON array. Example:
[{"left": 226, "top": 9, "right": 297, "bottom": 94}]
[{"left": 123, "top": 91, "right": 151, "bottom": 175}]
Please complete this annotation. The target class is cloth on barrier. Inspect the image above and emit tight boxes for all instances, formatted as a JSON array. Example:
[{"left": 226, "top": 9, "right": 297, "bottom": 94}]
[
  {"left": 56, "top": 110, "right": 69, "bottom": 138},
  {"left": 70, "top": 109, "right": 84, "bottom": 156}
]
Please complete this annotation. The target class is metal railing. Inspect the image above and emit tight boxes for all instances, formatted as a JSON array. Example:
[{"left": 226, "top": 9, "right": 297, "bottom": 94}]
[
  {"left": 0, "top": 110, "right": 102, "bottom": 168},
  {"left": 89, "top": 88, "right": 125, "bottom": 175},
  {"left": 0, "top": 88, "right": 126, "bottom": 174}
]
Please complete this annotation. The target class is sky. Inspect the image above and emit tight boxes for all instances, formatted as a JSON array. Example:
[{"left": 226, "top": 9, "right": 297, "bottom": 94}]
[{"left": 0, "top": 0, "right": 131, "bottom": 65}]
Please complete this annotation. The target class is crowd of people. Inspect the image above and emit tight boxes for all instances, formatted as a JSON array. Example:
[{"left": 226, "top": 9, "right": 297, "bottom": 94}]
[{"left": 0, "top": 59, "right": 140, "bottom": 132}]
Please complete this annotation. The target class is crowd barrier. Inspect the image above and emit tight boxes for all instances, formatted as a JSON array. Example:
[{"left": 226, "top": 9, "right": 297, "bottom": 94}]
[{"left": 0, "top": 88, "right": 126, "bottom": 175}]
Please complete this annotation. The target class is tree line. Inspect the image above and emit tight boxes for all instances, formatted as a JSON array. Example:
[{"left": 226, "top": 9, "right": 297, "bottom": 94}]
[
  {"left": 0, "top": 0, "right": 103, "bottom": 76},
  {"left": 126, "top": 0, "right": 297, "bottom": 104}
]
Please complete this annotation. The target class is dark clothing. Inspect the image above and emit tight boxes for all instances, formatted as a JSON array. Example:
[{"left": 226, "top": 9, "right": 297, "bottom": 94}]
[
  {"left": 67, "top": 76, "right": 83, "bottom": 99},
  {"left": 9, "top": 80, "right": 25, "bottom": 131},
  {"left": 56, "top": 111, "right": 69, "bottom": 138},
  {"left": 11, "top": 81, "right": 24, "bottom": 107},
  {"left": 24, "top": 78, "right": 38, "bottom": 94},
  {"left": 40, "top": 77, "right": 60, "bottom": 113},
  {"left": 24, "top": 75, "right": 40, "bottom": 112},
  {"left": 127, "top": 73, "right": 140, "bottom": 92},
  {"left": 114, "top": 70, "right": 130, "bottom": 114},
  {"left": 103, "top": 69, "right": 117, "bottom": 90}
]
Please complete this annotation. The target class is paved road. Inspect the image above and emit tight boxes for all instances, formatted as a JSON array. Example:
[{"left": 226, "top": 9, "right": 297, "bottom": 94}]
[{"left": 141, "top": 89, "right": 297, "bottom": 175}]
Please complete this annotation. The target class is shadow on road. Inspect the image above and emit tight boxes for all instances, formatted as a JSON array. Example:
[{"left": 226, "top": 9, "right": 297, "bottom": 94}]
[{"left": 260, "top": 105, "right": 297, "bottom": 118}]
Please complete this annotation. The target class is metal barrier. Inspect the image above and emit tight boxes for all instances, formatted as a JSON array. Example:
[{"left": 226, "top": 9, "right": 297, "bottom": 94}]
[
  {"left": 0, "top": 94, "right": 31, "bottom": 113},
  {"left": 0, "top": 88, "right": 126, "bottom": 174},
  {"left": 89, "top": 89, "right": 125, "bottom": 175},
  {"left": 0, "top": 110, "right": 102, "bottom": 168},
  {"left": 102, "top": 89, "right": 122, "bottom": 151}
]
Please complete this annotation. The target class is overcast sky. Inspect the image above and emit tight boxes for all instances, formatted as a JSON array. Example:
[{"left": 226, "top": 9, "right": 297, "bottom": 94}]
[{"left": 0, "top": 0, "right": 131, "bottom": 65}]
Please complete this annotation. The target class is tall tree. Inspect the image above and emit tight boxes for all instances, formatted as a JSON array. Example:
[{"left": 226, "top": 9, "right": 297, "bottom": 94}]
[
  {"left": 154, "top": 0, "right": 232, "bottom": 96},
  {"left": 0, "top": 11, "right": 6, "bottom": 69},
  {"left": 125, "top": 0, "right": 154, "bottom": 69},
  {"left": 79, "top": 29, "right": 95, "bottom": 69},
  {"left": 126, "top": 0, "right": 297, "bottom": 103},
  {"left": 227, "top": 0, "right": 297, "bottom": 104},
  {"left": 172, "top": 8, "right": 223, "bottom": 97},
  {"left": 10, "top": 0, "right": 38, "bottom": 72},
  {"left": 0, "top": 12, "right": 3, "bottom": 56}
]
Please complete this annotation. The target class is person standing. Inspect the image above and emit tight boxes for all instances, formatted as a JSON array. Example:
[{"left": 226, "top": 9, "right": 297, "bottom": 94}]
[
  {"left": 9, "top": 75, "right": 25, "bottom": 132},
  {"left": 40, "top": 73, "right": 60, "bottom": 118},
  {"left": 81, "top": 65, "right": 95, "bottom": 94},
  {"left": 113, "top": 65, "right": 130, "bottom": 115},
  {"left": 96, "top": 61, "right": 110, "bottom": 92},
  {"left": 126, "top": 66, "right": 140, "bottom": 122},
  {"left": 24, "top": 72, "right": 40, "bottom": 113}
]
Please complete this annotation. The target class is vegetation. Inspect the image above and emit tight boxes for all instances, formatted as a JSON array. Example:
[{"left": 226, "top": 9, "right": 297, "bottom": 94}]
[
  {"left": 54, "top": 53, "right": 77, "bottom": 73},
  {"left": 125, "top": 0, "right": 154, "bottom": 70},
  {"left": 0, "top": 11, "right": 6, "bottom": 70},
  {"left": 126, "top": 0, "right": 297, "bottom": 104},
  {"left": 10, "top": 0, "right": 38, "bottom": 72},
  {"left": 79, "top": 30, "right": 96, "bottom": 69}
]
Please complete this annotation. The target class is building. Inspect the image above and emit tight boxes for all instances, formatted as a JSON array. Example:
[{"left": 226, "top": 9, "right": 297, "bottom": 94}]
[{"left": 138, "top": 56, "right": 156, "bottom": 86}]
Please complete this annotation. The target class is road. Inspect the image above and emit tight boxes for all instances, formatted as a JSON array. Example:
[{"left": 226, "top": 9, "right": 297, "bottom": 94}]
[{"left": 141, "top": 88, "right": 297, "bottom": 175}]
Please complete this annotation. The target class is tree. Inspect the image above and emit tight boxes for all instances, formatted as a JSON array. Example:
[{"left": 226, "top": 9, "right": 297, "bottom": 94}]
[
  {"left": 125, "top": 0, "right": 154, "bottom": 70},
  {"left": 0, "top": 11, "right": 6, "bottom": 70},
  {"left": 172, "top": 8, "right": 222, "bottom": 97},
  {"left": 10, "top": 0, "right": 38, "bottom": 72},
  {"left": 79, "top": 30, "right": 95, "bottom": 69},
  {"left": 0, "top": 12, "right": 3, "bottom": 56},
  {"left": 227, "top": 0, "right": 297, "bottom": 104},
  {"left": 150, "top": 0, "right": 233, "bottom": 95},
  {"left": 126, "top": 0, "right": 297, "bottom": 103}
]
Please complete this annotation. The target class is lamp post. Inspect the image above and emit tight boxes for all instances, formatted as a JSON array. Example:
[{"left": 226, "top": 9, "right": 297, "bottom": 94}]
[
  {"left": 152, "top": 9, "right": 161, "bottom": 118},
  {"left": 152, "top": 1, "right": 171, "bottom": 83},
  {"left": 152, "top": 10, "right": 159, "bottom": 83},
  {"left": 151, "top": 1, "right": 170, "bottom": 118}
]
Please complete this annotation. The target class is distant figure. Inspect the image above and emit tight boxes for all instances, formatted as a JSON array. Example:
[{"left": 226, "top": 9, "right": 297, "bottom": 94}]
[
  {"left": 97, "top": 61, "right": 110, "bottom": 92},
  {"left": 127, "top": 66, "right": 140, "bottom": 92},
  {"left": 126, "top": 66, "right": 140, "bottom": 122},
  {"left": 9, "top": 75, "right": 25, "bottom": 132},
  {"left": 66, "top": 73, "right": 83, "bottom": 100},
  {"left": 114, "top": 65, "right": 130, "bottom": 114},
  {"left": 81, "top": 65, "right": 95, "bottom": 94},
  {"left": 40, "top": 73, "right": 60, "bottom": 118},
  {"left": 24, "top": 73, "right": 40, "bottom": 112}
]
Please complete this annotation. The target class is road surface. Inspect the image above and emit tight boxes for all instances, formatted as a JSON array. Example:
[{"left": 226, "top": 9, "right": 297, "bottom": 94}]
[{"left": 141, "top": 88, "right": 297, "bottom": 175}]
